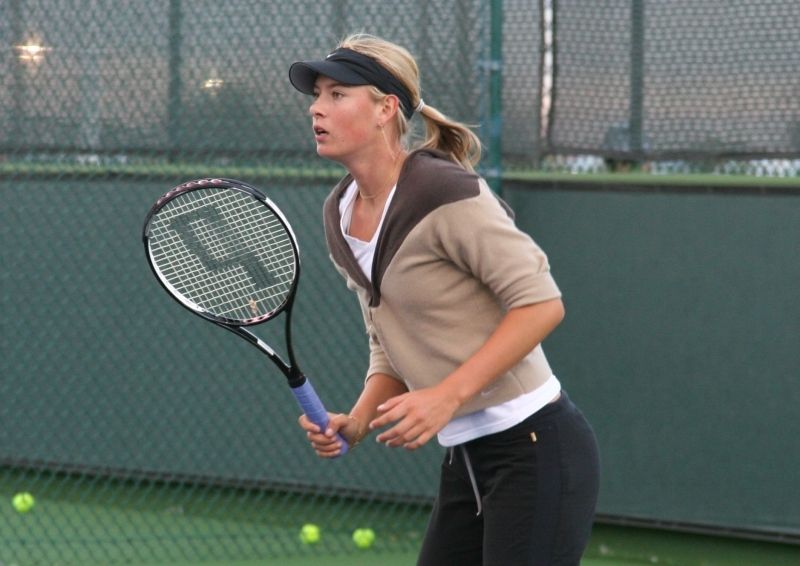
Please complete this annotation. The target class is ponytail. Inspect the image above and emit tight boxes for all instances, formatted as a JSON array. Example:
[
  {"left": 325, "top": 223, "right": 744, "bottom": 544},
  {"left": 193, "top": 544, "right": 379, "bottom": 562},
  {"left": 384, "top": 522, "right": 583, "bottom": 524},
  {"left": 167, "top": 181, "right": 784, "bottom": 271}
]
[{"left": 416, "top": 104, "right": 482, "bottom": 173}]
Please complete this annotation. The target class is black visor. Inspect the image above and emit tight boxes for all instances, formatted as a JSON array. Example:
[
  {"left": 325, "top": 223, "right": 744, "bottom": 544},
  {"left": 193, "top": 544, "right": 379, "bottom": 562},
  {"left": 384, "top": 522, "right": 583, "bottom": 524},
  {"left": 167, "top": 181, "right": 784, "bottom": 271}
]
[{"left": 289, "top": 47, "right": 415, "bottom": 119}]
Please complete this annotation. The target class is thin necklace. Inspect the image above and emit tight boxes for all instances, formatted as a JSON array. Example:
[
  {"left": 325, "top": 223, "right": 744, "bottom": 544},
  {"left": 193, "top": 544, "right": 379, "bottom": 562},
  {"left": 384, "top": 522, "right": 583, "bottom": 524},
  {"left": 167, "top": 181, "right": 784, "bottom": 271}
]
[
  {"left": 358, "top": 153, "right": 405, "bottom": 201},
  {"left": 358, "top": 188, "right": 389, "bottom": 200},
  {"left": 357, "top": 175, "right": 397, "bottom": 201}
]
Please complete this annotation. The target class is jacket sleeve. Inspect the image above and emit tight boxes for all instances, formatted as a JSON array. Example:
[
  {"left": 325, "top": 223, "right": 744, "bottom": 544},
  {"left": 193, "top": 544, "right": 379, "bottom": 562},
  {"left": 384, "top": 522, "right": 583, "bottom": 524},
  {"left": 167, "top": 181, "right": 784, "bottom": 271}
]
[{"left": 431, "top": 180, "right": 562, "bottom": 309}]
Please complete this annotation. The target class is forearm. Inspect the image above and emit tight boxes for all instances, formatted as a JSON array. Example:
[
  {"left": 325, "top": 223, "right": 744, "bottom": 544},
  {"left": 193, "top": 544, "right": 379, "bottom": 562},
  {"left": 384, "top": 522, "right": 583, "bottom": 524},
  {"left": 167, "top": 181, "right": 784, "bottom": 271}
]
[
  {"left": 438, "top": 297, "right": 565, "bottom": 407},
  {"left": 349, "top": 373, "right": 408, "bottom": 440}
]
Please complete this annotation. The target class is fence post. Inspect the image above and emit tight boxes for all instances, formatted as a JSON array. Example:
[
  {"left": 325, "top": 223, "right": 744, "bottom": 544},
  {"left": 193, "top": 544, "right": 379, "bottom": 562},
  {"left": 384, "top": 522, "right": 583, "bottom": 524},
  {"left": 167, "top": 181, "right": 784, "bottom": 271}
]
[
  {"left": 167, "top": 0, "right": 182, "bottom": 160},
  {"left": 10, "top": 0, "right": 23, "bottom": 147},
  {"left": 486, "top": 0, "right": 504, "bottom": 193},
  {"left": 630, "top": 0, "right": 645, "bottom": 157}
]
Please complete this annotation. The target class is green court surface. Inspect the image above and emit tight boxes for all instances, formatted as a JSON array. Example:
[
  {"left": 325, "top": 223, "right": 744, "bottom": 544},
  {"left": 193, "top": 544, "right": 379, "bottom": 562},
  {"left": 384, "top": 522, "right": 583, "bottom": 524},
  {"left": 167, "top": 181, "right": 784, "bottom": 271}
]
[
  {"left": 1, "top": 469, "right": 428, "bottom": 565},
  {"left": 152, "top": 527, "right": 800, "bottom": 566},
  {"left": 3, "top": 474, "right": 798, "bottom": 566},
  {"left": 188, "top": 525, "right": 800, "bottom": 566},
  {"left": 268, "top": 526, "right": 800, "bottom": 566}
]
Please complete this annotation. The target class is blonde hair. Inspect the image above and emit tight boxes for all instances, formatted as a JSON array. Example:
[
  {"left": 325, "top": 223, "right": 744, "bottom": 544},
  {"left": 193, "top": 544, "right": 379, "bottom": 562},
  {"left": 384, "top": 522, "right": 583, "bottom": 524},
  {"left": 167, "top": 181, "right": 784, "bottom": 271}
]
[{"left": 338, "top": 33, "right": 482, "bottom": 172}]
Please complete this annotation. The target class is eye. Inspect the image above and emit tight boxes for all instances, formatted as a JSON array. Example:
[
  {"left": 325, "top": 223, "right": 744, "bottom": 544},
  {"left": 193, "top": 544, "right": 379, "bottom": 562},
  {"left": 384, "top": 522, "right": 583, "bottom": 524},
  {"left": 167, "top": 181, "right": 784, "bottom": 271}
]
[{"left": 331, "top": 90, "right": 345, "bottom": 100}]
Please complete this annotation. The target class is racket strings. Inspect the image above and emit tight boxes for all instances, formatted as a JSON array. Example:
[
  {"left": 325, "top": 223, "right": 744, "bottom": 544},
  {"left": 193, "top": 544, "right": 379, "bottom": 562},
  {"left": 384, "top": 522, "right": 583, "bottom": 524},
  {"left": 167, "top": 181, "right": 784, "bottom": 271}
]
[{"left": 148, "top": 188, "right": 297, "bottom": 322}]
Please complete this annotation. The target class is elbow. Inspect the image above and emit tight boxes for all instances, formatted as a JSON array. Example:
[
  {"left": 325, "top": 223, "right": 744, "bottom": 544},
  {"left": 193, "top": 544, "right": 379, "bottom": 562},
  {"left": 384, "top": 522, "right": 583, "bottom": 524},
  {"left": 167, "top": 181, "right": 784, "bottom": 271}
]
[
  {"left": 512, "top": 297, "right": 565, "bottom": 332},
  {"left": 552, "top": 297, "right": 566, "bottom": 327},
  {"left": 517, "top": 297, "right": 565, "bottom": 332}
]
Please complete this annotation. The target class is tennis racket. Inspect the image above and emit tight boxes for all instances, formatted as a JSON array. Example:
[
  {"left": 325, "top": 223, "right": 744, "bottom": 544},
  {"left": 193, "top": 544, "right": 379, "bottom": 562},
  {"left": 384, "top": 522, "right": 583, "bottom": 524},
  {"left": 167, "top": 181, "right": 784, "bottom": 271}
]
[{"left": 143, "top": 178, "right": 348, "bottom": 455}]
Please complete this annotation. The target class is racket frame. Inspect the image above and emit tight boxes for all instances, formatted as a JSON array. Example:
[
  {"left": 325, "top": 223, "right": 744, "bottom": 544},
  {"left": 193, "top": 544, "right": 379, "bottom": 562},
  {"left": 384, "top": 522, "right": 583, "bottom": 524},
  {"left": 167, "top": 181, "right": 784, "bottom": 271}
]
[
  {"left": 143, "top": 178, "right": 348, "bottom": 454},
  {"left": 143, "top": 178, "right": 302, "bottom": 381}
]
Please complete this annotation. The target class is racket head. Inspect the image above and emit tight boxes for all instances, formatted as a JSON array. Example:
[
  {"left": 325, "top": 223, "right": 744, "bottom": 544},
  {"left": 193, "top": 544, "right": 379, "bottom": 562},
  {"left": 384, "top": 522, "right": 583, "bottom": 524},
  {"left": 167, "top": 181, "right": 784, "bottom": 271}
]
[{"left": 143, "top": 178, "right": 300, "bottom": 326}]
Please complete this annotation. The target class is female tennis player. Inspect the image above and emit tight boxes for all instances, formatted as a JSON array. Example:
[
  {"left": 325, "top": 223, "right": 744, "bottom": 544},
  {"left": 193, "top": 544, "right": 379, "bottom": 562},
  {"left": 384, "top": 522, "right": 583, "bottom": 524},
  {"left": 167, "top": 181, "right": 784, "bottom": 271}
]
[{"left": 289, "top": 33, "right": 600, "bottom": 565}]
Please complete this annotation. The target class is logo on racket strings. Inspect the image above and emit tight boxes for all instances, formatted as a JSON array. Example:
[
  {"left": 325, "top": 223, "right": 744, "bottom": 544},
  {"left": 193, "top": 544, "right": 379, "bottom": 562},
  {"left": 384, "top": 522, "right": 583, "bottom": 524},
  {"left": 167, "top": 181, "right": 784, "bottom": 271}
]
[{"left": 168, "top": 204, "right": 276, "bottom": 305}]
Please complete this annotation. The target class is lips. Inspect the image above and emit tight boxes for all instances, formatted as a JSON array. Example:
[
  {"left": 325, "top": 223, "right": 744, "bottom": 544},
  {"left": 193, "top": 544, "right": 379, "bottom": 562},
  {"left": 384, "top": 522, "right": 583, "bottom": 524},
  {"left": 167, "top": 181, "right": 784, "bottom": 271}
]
[{"left": 313, "top": 125, "right": 329, "bottom": 141}]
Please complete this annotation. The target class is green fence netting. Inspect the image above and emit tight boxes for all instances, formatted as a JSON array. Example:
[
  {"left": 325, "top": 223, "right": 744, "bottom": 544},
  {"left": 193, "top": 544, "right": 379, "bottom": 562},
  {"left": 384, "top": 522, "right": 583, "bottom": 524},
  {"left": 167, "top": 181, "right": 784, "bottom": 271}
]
[
  {"left": 0, "top": 0, "right": 493, "bottom": 167},
  {"left": 541, "top": 0, "right": 800, "bottom": 164}
]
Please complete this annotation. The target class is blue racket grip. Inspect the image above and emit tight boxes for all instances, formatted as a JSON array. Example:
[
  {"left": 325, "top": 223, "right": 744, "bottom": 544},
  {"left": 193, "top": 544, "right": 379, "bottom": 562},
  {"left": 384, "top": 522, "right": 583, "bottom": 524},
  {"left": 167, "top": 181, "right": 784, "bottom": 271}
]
[{"left": 291, "top": 379, "right": 349, "bottom": 457}]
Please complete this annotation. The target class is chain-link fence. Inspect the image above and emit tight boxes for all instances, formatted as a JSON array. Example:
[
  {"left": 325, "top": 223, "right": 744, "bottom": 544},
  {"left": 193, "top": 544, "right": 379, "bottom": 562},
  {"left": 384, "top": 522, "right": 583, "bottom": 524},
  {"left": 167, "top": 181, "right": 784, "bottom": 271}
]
[
  {"left": 535, "top": 0, "right": 800, "bottom": 171},
  {"left": 3, "top": 0, "right": 799, "bottom": 172},
  {"left": 0, "top": 0, "right": 494, "bottom": 169},
  {"left": 3, "top": 1, "right": 800, "bottom": 563}
]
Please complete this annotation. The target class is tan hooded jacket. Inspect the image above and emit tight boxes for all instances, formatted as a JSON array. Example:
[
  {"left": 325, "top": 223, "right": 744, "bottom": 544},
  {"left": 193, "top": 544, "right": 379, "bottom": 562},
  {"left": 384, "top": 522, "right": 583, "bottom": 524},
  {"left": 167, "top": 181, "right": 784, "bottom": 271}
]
[{"left": 323, "top": 150, "right": 562, "bottom": 418}]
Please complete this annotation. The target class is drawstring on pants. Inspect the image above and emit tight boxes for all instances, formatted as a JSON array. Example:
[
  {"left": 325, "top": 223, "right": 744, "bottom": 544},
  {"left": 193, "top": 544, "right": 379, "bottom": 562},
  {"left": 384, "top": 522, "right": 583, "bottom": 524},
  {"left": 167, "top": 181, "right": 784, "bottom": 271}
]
[{"left": 448, "top": 445, "right": 482, "bottom": 516}]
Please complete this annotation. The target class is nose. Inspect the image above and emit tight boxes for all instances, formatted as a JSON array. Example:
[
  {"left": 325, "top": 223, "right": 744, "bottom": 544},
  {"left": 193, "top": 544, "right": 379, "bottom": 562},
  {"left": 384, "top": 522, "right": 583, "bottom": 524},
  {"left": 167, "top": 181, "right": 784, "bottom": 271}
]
[{"left": 309, "top": 97, "right": 322, "bottom": 117}]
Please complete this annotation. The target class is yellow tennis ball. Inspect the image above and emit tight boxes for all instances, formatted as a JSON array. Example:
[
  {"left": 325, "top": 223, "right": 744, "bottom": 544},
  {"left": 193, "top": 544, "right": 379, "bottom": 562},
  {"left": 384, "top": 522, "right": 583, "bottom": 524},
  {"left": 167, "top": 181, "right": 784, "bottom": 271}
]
[
  {"left": 12, "top": 492, "right": 35, "bottom": 513},
  {"left": 352, "top": 527, "right": 376, "bottom": 549},
  {"left": 299, "top": 523, "right": 321, "bottom": 544}
]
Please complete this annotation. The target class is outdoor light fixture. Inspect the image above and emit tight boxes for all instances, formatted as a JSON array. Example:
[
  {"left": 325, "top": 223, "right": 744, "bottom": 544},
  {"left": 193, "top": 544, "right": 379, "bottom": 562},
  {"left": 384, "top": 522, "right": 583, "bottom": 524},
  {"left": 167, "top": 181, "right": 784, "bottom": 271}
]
[{"left": 14, "top": 43, "right": 48, "bottom": 62}]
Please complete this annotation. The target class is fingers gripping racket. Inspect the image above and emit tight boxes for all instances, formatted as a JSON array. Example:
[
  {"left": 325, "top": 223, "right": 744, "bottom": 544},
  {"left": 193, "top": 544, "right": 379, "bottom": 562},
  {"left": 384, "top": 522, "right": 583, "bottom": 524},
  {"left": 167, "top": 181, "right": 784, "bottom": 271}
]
[{"left": 143, "top": 178, "right": 348, "bottom": 455}]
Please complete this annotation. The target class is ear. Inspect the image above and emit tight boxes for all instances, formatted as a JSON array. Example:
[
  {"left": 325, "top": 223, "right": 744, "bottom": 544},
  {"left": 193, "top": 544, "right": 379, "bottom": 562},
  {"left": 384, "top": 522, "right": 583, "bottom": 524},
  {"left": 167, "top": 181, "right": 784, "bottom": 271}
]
[{"left": 378, "top": 94, "right": 401, "bottom": 123}]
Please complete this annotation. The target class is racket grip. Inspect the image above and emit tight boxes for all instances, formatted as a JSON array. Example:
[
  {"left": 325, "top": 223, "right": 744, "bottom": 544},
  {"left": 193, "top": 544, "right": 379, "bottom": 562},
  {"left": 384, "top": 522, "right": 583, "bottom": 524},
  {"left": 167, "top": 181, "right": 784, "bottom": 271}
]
[{"left": 291, "top": 379, "right": 350, "bottom": 456}]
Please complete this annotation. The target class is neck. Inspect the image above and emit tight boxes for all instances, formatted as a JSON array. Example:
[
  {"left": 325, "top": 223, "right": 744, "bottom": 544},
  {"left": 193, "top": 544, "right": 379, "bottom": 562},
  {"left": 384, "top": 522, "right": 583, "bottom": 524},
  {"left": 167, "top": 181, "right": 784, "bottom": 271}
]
[{"left": 348, "top": 150, "right": 407, "bottom": 202}]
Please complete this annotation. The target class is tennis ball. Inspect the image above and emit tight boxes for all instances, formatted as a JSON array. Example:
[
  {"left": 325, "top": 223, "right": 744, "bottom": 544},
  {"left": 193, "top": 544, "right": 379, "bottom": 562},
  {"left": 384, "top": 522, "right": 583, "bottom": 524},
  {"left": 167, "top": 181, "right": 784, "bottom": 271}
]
[
  {"left": 352, "top": 527, "right": 376, "bottom": 549},
  {"left": 12, "top": 492, "right": 35, "bottom": 513},
  {"left": 299, "top": 523, "right": 321, "bottom": 544}
]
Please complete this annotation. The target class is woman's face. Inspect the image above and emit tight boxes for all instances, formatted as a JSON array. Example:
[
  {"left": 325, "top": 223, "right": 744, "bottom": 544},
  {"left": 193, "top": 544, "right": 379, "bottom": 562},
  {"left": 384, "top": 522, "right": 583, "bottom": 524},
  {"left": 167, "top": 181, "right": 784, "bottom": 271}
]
[{"left": 309, "top": 75, "right": 384, "bottom": 165}]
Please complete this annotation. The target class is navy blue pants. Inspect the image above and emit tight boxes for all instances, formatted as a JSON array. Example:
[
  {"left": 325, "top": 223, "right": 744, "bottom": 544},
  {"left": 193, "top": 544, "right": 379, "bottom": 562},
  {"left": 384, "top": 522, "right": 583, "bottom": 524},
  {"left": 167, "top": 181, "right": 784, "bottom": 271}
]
[{"left": 417, "top": 392, "right": 600, "bottom": 566}]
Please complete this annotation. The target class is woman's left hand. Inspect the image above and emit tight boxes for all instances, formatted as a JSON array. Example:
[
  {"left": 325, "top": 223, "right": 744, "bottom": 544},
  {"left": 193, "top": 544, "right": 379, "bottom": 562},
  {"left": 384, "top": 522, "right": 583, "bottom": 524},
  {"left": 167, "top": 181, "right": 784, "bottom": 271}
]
[{"left": 369, "top": 385, "right": 460, "bottom": 450}]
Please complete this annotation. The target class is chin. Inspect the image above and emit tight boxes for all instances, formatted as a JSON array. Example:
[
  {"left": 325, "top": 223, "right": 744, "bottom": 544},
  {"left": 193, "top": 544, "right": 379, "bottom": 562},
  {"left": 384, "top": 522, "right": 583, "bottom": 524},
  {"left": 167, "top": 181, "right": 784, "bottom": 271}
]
[{"left": 316, "top": 144, "right": 342, "bottom": 162}]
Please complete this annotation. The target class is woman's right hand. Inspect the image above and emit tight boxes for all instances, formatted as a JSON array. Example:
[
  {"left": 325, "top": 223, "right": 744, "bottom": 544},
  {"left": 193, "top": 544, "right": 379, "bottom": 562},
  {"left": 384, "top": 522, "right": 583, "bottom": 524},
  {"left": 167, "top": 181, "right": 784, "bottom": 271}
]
[{"left": 298, "top": 412, "right": 365, "bottom": 458}]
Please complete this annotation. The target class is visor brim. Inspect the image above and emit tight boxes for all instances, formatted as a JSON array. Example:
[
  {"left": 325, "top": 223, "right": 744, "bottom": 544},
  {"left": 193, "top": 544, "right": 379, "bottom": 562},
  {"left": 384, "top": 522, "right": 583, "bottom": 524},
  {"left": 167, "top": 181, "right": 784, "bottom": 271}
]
[{"left": 288, "top": 60, "right": 371, "bottom": 94}]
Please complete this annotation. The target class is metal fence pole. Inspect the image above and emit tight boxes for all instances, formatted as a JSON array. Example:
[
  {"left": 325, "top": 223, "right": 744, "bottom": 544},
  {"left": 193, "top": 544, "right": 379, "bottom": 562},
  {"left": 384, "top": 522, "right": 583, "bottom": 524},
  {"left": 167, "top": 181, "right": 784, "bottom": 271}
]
[
  {"left": 167, "top": 0, "right": 182, "bottom": 160},
  {"left": 486, "top": 0, "right": 503, "bottom": 193},
  {"left": 10, "top": 0, "right": 23, "bottom": 147},
  {"left": 630, "top": 0, "right": 645, "bottom": 157}
]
